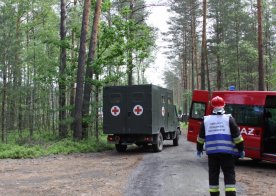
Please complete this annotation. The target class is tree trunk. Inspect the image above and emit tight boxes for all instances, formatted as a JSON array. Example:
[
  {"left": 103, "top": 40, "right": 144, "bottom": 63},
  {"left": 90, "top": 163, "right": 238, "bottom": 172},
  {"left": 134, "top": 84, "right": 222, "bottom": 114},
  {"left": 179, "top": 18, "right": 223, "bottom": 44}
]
[
  {"left": 15, "top": 13, "right": 23, "bottom": 135},
  {"left": 29, "top": 25, "right": 36, "bottom": 138},
  {"left": 184, "top": 31, "right": 188, "bottom": 116},
  {"left": 70, "top": 0, "right": 78, "bottom": 132},
  {"left": 200, "top": 0, "right": 207, "bottom": 90},
  {"left": 1, "top": 52, "right": 7, "bottom": 143},
  {"left": 59, "top": 0, "right": 68, "bottom": 138},
  {"left": 82, "top": 0, "right": 103, "bottom": 138},
  {"left": 257, "top": 0, "right": 264, "bottom": 91},
  {"left": 206, "top": 49, "right": 210, "bottom": 91},
  {"left": 51, "top": 84, "right": 56, "bottom": 135},
  {"left": 95, "top": 74, "right": 100, "bottom": 141},
  {"left": 264, "top": 6, "right": 271, "bottom": 90},
  {"left": 127, "top": 0, "right": 135, "bottom": 85},
  {"left": 191, "top": 0, "right": 196, "bottom": 91},
  {"left": 235, "top": 16, "right": 241, "bottom": 90},
  {"left": 74, "top": 0, "right": 92, "bottom": 140},
  {"left": 215, "top": 6, "right": 222, "bottom": 90}
]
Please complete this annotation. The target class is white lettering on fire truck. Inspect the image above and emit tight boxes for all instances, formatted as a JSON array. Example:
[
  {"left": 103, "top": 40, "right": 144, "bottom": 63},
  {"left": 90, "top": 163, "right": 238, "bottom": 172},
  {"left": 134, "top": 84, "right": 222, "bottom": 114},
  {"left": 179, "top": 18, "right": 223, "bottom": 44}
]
[{"left": 239, "top": 127, "right": 254, "bottom": 135}]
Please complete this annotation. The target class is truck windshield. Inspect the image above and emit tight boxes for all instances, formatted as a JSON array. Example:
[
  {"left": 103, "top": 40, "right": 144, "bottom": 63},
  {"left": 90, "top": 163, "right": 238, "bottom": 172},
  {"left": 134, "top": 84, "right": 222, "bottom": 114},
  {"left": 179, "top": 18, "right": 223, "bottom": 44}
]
[
  {"left": 190, "top": 102, "right": 206, "bottom": 120},
  {"left": 224, "top": 104, "right": 264, "bottom": 126}
]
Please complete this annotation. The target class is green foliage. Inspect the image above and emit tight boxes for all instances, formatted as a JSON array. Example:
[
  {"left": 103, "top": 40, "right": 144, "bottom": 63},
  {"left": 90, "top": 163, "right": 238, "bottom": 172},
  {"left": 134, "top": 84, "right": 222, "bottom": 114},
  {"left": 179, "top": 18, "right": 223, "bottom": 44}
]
[
  {"left": 0, "top": 144, "right": 42, "bottom": 159},
  {"left": 46, "top": 137, "right": 113, "bottom": 154},
  {"left": 166, "top": 0, "right": 276, "bottom": 91},
  {"left": 180, "top": 122, "right": 188, "bottom": 130},
  {"left": 0, "top": 131, "right": 113, "bottom": 159},
  {"left": 180, "top": 122, "right": 188, "bottom": 135},
  {"left": 102, "top": 0, "right": 112, "bottom": 12}
]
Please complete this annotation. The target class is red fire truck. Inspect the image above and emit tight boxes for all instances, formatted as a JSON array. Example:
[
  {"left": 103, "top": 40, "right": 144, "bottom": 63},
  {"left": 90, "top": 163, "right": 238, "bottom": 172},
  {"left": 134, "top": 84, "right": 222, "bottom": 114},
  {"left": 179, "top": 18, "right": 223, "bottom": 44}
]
[{"left": 187, "top": 90, "right": 276, "bottom": 163}]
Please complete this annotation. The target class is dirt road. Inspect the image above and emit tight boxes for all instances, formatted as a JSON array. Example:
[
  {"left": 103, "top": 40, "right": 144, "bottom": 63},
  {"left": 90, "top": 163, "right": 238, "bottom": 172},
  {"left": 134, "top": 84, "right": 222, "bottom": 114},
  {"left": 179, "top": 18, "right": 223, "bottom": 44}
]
[
  {"left": 0, "top": 152, "right": 142, "bottom": 196},
  {"left": 236, "top": 160, "right": 276, "bottom": 196},
  {"left": 0, "top": 134, "right": 275, "bottom": 196},
  {"left": 124, "top": 138, "right": 212, "bottom": 196}
]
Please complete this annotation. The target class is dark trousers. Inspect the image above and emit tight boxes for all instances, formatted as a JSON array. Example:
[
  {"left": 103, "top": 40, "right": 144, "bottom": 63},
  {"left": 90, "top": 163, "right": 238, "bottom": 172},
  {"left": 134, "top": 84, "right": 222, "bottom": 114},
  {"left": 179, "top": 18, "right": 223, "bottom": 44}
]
[{"left": 208, "top": 154, "right": 236, "bottom": 196}]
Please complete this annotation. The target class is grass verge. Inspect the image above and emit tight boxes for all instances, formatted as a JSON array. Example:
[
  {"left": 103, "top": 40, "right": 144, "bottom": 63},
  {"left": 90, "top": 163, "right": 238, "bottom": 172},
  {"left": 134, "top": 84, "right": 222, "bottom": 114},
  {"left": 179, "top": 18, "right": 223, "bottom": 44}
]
[{"left": 0, "top": 133, "right": 114, "bottom": 159}]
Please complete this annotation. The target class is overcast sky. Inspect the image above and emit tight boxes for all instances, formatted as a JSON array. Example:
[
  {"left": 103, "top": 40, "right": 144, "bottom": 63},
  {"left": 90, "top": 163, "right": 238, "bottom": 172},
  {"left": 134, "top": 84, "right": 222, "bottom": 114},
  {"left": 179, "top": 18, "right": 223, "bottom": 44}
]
[{"left": 144, "top": 1, "right": 170, "bottom": 87}]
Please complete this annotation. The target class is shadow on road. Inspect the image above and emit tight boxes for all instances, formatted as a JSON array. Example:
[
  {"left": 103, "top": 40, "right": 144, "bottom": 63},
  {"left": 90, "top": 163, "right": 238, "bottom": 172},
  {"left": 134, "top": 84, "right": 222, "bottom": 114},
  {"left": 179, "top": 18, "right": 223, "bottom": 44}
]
[
  {"left": 108, "top": 142, "right": 177, "bottom": 156},
  {"left": 236, "top": 158, "right": 276, "bottom": 170}
]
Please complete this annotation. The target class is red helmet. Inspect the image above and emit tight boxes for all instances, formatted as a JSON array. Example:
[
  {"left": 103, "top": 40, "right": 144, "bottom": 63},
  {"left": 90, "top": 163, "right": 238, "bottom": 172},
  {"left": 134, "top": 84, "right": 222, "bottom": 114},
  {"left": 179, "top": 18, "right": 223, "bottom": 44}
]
[{"left": 211, "top": 96, "right": 225, "bottom": 108}]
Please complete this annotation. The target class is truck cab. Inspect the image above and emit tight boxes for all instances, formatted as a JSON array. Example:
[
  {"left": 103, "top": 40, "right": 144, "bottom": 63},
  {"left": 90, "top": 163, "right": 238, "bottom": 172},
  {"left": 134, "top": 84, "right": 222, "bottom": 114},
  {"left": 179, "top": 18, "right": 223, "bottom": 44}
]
[{"left": 187, "top": 90, "right": 276, "bottom": 163}]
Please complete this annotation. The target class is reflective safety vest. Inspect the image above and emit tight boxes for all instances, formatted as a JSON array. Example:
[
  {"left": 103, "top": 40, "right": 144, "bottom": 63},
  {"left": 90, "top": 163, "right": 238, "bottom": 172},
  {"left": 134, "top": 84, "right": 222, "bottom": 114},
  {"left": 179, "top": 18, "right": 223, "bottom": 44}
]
[{"left": 204, "top": 114, "right": 239, "bottom": 156}]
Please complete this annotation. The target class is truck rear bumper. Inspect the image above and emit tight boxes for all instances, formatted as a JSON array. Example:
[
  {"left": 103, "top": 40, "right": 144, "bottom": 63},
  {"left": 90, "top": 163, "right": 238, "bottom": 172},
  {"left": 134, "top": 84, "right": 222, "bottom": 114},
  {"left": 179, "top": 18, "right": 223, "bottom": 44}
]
[{"left": 107, "top": 134, "right": 153, "bottom": 145}]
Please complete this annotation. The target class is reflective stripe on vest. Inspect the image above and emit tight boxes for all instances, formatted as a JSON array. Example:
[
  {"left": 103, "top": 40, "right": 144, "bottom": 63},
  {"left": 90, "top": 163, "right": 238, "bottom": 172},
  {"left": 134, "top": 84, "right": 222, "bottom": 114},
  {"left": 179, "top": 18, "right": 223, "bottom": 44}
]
[{"left": 204, "top": 114, "right": 238, "bottom": 156}]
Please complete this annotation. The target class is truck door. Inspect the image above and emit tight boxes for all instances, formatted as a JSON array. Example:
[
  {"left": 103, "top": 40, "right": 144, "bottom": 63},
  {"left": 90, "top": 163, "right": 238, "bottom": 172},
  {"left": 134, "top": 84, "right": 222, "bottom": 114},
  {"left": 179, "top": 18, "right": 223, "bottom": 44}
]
[
  {"left": 224, "top": 104, "right": 264, "bottom": 160},
  {"left": 162, "top": 93, "right": 169, "bottom": 132},
  {"left": 262, "top": 95, "right": 276, "bottom": 162},
  {"left": 187, "top": 90, "right": 210, "bottom": 143},
  {"left": 167, "top": 95, "right": 176, "bottom": 132},
  {"left": 126, "top": 86, "right": 151, "bottom": 134},
  {"left": 103, "top": 87, "right": 127, "bottom": 134}
]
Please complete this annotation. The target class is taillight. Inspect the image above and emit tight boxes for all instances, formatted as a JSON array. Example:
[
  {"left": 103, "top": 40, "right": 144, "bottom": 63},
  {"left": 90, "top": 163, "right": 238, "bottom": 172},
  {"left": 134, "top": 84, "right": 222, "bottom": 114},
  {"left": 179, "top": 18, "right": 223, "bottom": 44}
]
[
  {"left": 107, "top": 135, "right": 114, "bottom": 141},
  {"left": 144, "top": 136, "right": 152, "bottom": 142}
]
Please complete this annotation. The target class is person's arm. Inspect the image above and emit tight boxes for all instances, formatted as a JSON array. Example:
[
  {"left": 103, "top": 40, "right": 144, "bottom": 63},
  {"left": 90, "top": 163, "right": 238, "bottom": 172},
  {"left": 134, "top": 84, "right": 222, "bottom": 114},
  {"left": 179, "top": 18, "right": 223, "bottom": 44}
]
[
  {"left": 229, "top": 116, "right": 244, "bottom": 152},
  {"left": 197, "top": 122, "right": 205, "bottom": 152}
]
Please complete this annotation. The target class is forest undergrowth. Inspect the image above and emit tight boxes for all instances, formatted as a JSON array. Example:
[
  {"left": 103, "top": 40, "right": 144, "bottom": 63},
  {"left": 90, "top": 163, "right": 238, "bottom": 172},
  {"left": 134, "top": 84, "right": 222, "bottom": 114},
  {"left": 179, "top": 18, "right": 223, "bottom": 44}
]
[{"left": 0, "top": 131, "right": 113, "bottom": 159}]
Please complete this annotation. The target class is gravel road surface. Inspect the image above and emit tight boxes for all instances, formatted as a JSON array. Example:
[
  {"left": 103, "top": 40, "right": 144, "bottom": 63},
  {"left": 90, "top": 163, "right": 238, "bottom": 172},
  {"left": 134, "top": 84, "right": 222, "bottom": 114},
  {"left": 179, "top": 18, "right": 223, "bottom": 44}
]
[
  {"left": 124, "top": 135, "right": 246, "bottom": 196},
  {"left": 0, "top": 132, "right": 275, "bottom": 196}
]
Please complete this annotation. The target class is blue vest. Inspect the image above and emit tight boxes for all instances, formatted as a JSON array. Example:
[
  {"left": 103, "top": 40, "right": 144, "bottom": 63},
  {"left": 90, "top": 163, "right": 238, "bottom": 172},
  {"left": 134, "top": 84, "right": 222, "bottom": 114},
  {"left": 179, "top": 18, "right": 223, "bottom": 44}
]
[{"left": 204, "top": 114, "right": 239, "bottom": 156}]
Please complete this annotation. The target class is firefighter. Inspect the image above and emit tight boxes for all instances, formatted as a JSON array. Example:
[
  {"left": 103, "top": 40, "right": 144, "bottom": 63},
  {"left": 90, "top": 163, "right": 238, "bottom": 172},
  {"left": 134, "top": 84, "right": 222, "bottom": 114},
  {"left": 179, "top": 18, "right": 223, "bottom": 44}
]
[{"left": 197, "top": 96, "right": 244, "bottom": 196}]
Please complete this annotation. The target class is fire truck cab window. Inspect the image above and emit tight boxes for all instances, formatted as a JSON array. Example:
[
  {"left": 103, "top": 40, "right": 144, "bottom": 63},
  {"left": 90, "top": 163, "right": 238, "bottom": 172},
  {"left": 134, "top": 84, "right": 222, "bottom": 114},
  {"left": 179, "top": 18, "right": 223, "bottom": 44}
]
[
  {"left": 132, "top": 93, "right": 144, "bottom": 102},
  {"left": 190, "top": 102, "right": 205, "bottom": 119},
  {"left": 110, "top": 94, "right": 121, "bottom": 103},
  {"left": 224, "top": 104, "right": 264, "bottom": 126}
]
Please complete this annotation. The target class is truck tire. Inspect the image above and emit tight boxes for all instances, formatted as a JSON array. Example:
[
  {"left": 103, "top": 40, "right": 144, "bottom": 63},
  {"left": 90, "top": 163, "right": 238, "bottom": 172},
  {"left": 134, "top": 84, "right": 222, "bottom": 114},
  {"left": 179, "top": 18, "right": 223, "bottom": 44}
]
[
  {"left": 173, "top": 130, "right": 180, "bottom": 146},
  {"left": 115, "top": 144, "right": 127, "bottom": 152},
  {"left": 153, "top": 132, "right": 163, "bottom": 152}
]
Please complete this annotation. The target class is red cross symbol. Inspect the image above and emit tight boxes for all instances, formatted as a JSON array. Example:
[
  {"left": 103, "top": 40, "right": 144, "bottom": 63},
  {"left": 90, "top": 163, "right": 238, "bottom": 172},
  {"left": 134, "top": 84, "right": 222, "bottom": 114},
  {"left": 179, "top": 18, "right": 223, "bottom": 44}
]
[
  {"left": 133, "top": 105, "right": 143, "bottom": 116},
  {"left": 111, "top": 106, "right": 120, "bottom": 116}
]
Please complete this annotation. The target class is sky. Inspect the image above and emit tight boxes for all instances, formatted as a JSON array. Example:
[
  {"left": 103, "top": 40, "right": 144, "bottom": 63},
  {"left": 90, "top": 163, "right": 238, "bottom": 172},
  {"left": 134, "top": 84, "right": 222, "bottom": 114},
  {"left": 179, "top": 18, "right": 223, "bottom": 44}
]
[{"left": 144, "top": 1, "right": 170, "bottom": 87}]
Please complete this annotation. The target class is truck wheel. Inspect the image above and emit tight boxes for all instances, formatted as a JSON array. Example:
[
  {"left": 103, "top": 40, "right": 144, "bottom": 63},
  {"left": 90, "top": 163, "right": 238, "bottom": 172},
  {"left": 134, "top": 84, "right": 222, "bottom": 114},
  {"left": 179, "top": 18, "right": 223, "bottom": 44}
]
[
  {"left": 115, "top": 144, "right": 127, "bottom": 152},
  {"left": 153, "top": 132, "right": 163, "bottom": 152},
  {"left": 173, "top": 130, "right": 180, "bottom": 146}
]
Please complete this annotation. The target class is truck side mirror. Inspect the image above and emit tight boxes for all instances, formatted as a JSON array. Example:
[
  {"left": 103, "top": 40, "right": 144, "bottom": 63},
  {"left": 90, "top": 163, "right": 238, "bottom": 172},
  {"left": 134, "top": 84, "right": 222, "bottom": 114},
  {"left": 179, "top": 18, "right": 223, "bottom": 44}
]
[{"left": 178, "top": 114, "right": 188, "bottom": 123}]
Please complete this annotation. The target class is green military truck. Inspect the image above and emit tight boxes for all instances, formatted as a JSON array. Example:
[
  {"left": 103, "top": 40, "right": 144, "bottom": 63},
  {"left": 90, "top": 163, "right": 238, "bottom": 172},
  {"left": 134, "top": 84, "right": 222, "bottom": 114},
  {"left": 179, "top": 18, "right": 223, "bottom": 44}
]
[{"left": 103, "top": 84, "right": 181, "bottom": 152}]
